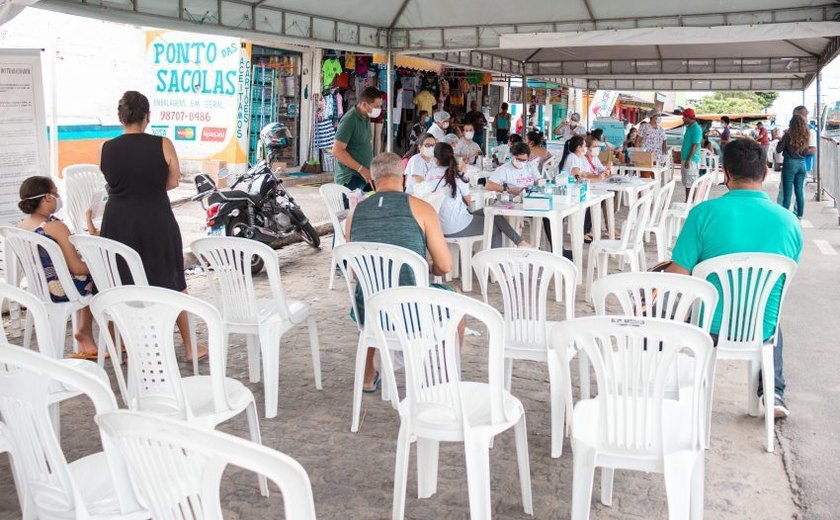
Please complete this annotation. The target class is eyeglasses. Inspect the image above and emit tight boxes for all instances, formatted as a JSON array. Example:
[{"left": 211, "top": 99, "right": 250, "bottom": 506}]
[{"left": 422, "top": 143, "right": 435, "bottom": 148}]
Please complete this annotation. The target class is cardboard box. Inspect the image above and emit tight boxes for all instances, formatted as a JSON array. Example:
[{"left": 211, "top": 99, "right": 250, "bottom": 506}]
[
  {"left": 202, "top": 160, "right": 229, "bottom": 188},
  {"left": 523, "top": 193, "right": 552, "bottom": 211}
]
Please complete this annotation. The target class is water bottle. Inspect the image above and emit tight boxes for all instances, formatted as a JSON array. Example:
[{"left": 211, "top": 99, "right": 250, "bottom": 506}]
[{"left": 500, "top": 189, "right": 510, "bottom": 203}]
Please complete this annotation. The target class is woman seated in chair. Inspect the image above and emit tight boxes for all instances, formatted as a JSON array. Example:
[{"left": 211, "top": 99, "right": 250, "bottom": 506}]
[{"left": 17, "top": 176, "right": 98, "bottom": 359}]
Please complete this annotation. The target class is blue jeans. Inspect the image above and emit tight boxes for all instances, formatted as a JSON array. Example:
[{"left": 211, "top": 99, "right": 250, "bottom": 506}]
[
  {"left": 713, "top": 328, "right": 785, "bottom": 398},
  {"left": 781, "top": 157, "right": 806, "bottom": 218}
]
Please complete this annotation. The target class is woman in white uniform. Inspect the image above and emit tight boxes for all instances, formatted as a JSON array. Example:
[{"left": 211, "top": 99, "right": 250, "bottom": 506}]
[
  {"left": 403, "top": 132, "right": 436, "bottom": 193},
  {"left": 432, "top": 142, "right": 528, "bottom": 248},
  {"left": 486, "top": 142, "right": 540, "bottom": 195}
]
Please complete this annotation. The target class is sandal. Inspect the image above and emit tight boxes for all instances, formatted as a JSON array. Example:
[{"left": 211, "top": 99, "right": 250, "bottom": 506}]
[
  {"left": 69, "top": 350, "right": 100, "bottom": 360},
  {"left": 363, "top": 371, "right": 381, "bottom": 393},
  {"left": 584, "top": 233, "right": 594, "bottom": 244}
]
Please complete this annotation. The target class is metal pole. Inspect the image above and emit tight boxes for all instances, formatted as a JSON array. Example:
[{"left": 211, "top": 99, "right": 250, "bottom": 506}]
[
  {"left": 386, "top": 49, "right": 394, "bottom": 153},
  {"left": 816, "top": 71, "right": 822, "bottom": 201},
  {"left": 521, "top": 73, "right": 528, "bottom": 137},
  {"left": 586, "top": 80, "right": 591, "bottom": 133}
]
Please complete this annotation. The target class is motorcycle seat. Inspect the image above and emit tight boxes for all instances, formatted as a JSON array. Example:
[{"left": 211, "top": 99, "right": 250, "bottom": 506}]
[{"left": 209, "top": 190, "right": 262, "bottom": 205}]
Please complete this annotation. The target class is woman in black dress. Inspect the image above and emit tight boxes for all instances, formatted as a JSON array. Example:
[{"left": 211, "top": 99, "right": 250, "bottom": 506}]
[{"left": 99, "top": 91, "right": 206, "bottom": 362}]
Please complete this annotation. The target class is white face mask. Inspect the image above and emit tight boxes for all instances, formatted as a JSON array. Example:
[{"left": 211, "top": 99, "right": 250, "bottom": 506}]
[
  {"left": 440, "top": 121, "right": 450, "bottom": 129},
  {"left": 589, "top": 146, "right": 600, "bottom": 156},
  {"left": 368, "top": 106, "right": 382, "bottom": 119},
  {"left": 52, "top": 195, "right": 63, "bottom": 214},
  {"left": 512, "top": 159, "right": 525, "bottom": 169},
  {"left": 464, "top": 131, "right": 475, "bottom": 140},
  {"left": 420, "top": 145, "right": 435, "bottom": 158}
]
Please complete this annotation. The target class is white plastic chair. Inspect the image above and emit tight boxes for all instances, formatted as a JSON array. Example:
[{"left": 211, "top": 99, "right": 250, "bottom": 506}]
[
  {"left": 693, "top": 253, "right": 797, "bottom": 452},
  {"left": 541, "top": 154, "right": 559, "bottom": 179},
  {"left": 97, "top": 410, "right": 317, "bottom": 519},
  {"left": 70, "top": 234, "right": 199, "bottom": 373},
  {"left": 368, "top": 287, "right": 533, "bottom": 520},
  {"left": 191, "top": 237, "right": 322, "bottom": 419},
  {"left": 89, "top": 286, "right": 268, "bottom": 496},
  {"left": 473, "top": 248, "right": 579, "bottom": 457},
  {"left": 0, "top": 227, "right": 91, "bottom": 355},
  {"left": 666, "top": 172, "right": 715, "bottom": 240},
  {"left": 644, "top": 179, "right": 677, "bottom": 262},
  {"left": 0, "top": 344, "right": 145, "bottom": 520},
  {"left": 445, "top": 235, "right": 484, "bottom": 292},
  {"left": 320, "top": 183, "right": 352, "bottom": 290},
  {"left": 585, "top": 192, "right": 654, "bottom": 302},
  {"left": 551, "top": 317, "right": 713, "bottom": 520},
  {"left": 332, "top": 242, "right": 430, "bottom": 433},
  {"left": 62, "top": 164, "right": 105, "bottom": 234}
]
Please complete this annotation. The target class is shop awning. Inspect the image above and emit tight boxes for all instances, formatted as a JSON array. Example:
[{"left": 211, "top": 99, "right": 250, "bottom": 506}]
[
  {"left": 372, "top": 53, "right": 441, "bottom": 74},
  {"left": 13, "top": 0, "right": 840, "bottom": 91}
]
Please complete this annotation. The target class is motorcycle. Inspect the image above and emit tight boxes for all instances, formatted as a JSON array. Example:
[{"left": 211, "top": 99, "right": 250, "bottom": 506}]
[{"left": 192, "top": 160, "right": 320, "bottom": 274}]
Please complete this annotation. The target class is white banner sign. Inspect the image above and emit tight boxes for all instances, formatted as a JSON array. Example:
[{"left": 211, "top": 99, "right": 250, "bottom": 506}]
[
  {"left": 589, "top": 90, "right": 619, "bottom": 120},
  {"left": 0, "top": 48, "right": 48, "bottom": 226}
]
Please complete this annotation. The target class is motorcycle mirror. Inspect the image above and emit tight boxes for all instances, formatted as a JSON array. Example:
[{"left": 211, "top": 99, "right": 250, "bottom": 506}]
[{"left": 218, "top": 168, "right": 233, "bottom": 179}]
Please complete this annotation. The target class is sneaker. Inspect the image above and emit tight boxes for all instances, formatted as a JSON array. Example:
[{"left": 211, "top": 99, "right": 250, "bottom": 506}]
[{"left": 773, "top": 394, "right": 790, "bottom": 419}]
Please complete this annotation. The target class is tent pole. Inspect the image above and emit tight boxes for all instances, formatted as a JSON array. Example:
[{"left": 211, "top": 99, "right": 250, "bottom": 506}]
[
  {"left": 586, "top": 79, "right": 591, "bottom": 132},
  {"left": 816, "top": 70, "right": 822, "bottom": 201},
  {"left": 521, "top": 73, "right": 528, "bottom": 136},
  {"left": 386, "top": 49, "right": 394, "bottom": 153}
]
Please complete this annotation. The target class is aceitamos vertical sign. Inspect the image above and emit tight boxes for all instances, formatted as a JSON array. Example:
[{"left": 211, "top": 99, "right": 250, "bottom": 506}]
[
  {"left": 0, "top": 48, "right": 48, "bottom": 226},
  {"left": 145, "top": 30, "right": 251, "bottom": 172}
]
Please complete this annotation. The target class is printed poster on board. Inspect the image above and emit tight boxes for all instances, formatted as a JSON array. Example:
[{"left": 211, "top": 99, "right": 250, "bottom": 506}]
[
  {"left": 0, "top": 48, "right": 48, "bottom": 226},
  {"left": 145, "top": 30, "right": 252, "bottom": 172}
]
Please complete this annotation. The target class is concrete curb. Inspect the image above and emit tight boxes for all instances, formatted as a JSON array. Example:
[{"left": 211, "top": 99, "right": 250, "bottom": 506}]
[{"left": 183, "top": 221, "right": 334, "bottom": 267}]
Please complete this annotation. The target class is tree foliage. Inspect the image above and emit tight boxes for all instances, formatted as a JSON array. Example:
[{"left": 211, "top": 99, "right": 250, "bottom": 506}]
[{"left": 694, "top": 91, "right": 778, "bottom": 114}]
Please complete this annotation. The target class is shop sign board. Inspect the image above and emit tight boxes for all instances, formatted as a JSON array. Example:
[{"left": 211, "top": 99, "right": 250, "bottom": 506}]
[
  {"left": 0, "top": 49, "right": 49, "bottom": 226},
  {"left": 589, "top": 90, "right": 620, "bottom": 120},
  {"left": 145, "top": 30, "right": 252, "bottom": 172}
]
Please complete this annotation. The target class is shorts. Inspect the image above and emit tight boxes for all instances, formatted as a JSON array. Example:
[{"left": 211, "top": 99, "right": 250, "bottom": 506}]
[{"left": 681, "top": 161, "right": 700, "bottom": 187}]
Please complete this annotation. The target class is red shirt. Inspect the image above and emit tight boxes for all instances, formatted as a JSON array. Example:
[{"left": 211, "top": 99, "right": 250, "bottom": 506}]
[{"left": 757, "top": 127, "right": 770, "bottom": 145}]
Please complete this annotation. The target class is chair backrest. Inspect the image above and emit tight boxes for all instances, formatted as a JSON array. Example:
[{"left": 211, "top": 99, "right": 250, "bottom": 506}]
[
  {"left": 541, "top": 155, "right": 559, "bottom": 178},
  {"left": 0, "top": 227, "right": 84, "bottom": 305},
  {"left": 0, "top": 281, "right": 61, "bottom": 358},
  {"left": 89, "top": 286, "right": 229, "bottom": 417},
  {"left": 191, "top": 237, "right": 287, "bottom": 325},
  {"left": 648, "top": 179, "right": 676, "bottom": 229},
  {"left": 319, "top": 183, "right": 351, "bottom": 244},
  {"left": 684, "top": 172, "right": 715, "bottom": 211},
  {"left": 551, "top": 317, "right": 713, "bottom": 455},
  {"left": 473, "top": 248, "right": 577, "bottom": 347},
  {"left": 62, "top": 164, "right": 106, "bottom": 234},
  {"left": 591, "top": 272, "right": 719, "bottom": 332},
  {"left": 368, "top": 286, "right": 513, "bottom": 428},
  {"left": 332, "top": 242, "right": 429, "bottom": 332},
  {"left": 692, "top": 253, "right": 797, "bottom": 347},
  {"left": 96, "top": 410, "right": 317, "bottom": 520},
  {"left": 619, "top": 192, "right": 654, "bottom": 249},
  {"left": 69, "top": 235, "right": 149, "bottom": 290},
  {"left": 0, "top": 344, "right": 140, "bottom": 518}
]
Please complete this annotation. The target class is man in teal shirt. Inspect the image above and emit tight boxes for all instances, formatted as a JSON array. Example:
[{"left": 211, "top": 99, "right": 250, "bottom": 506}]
[
  {"left": 668, "top": 138, "right": 802, "bottom": 418},
  {"left": 680, "top": 107, "right": 703, "bottom": 200},
  {"left": 332, "top": 87, "right": 383, "bottom": 192}
]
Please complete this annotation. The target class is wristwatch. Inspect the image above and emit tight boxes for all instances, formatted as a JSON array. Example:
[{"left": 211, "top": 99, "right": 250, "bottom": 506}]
[{"left": 502, "top": 182, "right": 509, "bottom": 192}]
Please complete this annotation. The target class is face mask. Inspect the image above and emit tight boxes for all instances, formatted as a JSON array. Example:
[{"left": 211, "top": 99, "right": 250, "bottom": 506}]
[
  {"left": 464, "top": 131, "right": 475, "bottom": 140},
  {"left": 512, "top": 159, "right": 525, "bottom": 169},
  {"left": 52, "top": 195, "right": 63, "bottom": 214},
  {"left": 440, "top": 121, "right": 450, "bottom": 129},
  {"left": 589, "top": 147, "right": 600, "bottom": 156},
  {"left": 420, "top": 145, "right": 435, "bottom": 158},
  {"left": 368, "top": 106, "right": 381, "bottom": 119}
]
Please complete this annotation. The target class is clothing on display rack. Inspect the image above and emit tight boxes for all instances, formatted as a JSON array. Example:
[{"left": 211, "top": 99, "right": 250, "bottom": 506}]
[
  {"left": 345, "top": 52, "right": 356, "bottom": 71},
  {"left": 415, "top": 90, "right": 436, "bottom": 115},
  {"left": 322, "top": 58, "right": 342, "bottom": 88}
]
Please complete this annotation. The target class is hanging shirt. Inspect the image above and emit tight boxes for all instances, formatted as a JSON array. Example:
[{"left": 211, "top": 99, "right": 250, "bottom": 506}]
[
  {"left": 322, "top": 58, "right": 343, "bottom": 88},
  {"left": 414, "top": 90, "right": 436, "bottom": 115},
  {"left": 355, "top": 56, "right": 370, "bottom": 75},
  {"left": 344, "top": 53, "right": 356, "bottom": 71}
]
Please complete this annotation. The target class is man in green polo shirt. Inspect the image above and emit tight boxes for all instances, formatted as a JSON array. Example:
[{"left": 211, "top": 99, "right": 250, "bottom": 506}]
[
  {"left": 680, "top": 107, "right": 703, "bottom": 200},
  {"left": 332, "top": 86, "right": 383, "bottom": 191},
  {"left": 667, "top": 138, "right": 802, "bottom": 418}
]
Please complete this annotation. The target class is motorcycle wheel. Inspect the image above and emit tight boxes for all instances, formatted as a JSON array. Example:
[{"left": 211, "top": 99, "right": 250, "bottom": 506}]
[
  {"left": 297, "top": 222, "right": 321, "bottom": 248},
  {"left": 226, "top": 216, "right": 266, "bottom": 274}
]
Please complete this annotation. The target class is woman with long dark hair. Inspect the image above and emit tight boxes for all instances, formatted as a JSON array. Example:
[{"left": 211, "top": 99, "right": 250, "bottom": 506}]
[
  {"left": 559, "top": 134, "right": 588, "bottom": 177},
  {"left": 526, "top": 130, "right": 551, "bottom": 170},
  {"left": 431, "top": 143, "right": 528, "bottom": 248},
  {"left": 776, "top": 115, "right": 814, "bottom": 218}
]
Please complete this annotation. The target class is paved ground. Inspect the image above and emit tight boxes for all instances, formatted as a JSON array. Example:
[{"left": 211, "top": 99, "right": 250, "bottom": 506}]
[{"left": 1, "top": 170, "right": 830, "bottom": 519}]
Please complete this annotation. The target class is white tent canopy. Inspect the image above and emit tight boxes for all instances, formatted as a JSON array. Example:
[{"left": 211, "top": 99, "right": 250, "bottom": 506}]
[{"left": 7, "top": 0, "right": 840, "bottom": 90}]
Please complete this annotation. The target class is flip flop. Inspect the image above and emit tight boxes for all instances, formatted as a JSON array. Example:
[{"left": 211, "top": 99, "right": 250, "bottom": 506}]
[
  {"left": 69, "top": 350, "right": 100, "bottom": 360},
  {"left": 363, "top": 371, "right": 381, "bottom": 393}
]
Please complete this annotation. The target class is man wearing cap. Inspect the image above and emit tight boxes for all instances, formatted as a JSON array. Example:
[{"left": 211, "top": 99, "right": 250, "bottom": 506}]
[
  {"left": 680, "top": 108, "right": 703, "bottom": 199},
  {"left": 428, "top": 110, "right": 451, "bottom": 141}
]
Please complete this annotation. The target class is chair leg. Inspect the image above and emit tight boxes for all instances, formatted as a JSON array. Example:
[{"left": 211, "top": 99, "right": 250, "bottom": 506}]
[
  {"left": 504, "top": 357, "right": 513, "bottom": 392},
  {"left": 761, "top": 347, "right": 776, "bottom": 453},
  {"left": 664, "top": 455, "right": 694, "bottom": 520},
  {"left": 585, "top": 248, "right": 598, "bottom": 302},
  {"left": 392, "top": 421, "right": 411, "bottom": 520},
  {"left": 416, "top": 437, "right": 440, "bottom": 499},
  {"left": 245, "top": 399, "right": 270, "bottom": 497},
  {"left": 70, "top": 310, "right": 80, "bottom": 353},
  {"left": 350, "top": 334, "right": 368, "bottom": 433},
  {"left": 328, "top": 256, "right": 337, "bottom": 290},
  {"left": 246, "top": 334, "right": 261, "bottom": 383},
  {"left": 547, "top": 353, "right": 566, "bottom": 458},
  {"left": 307, "top": 316, "right": 323, "bottom": 390},
  {"left": 514, "top": 415, "right": 534, "bottom": 515},
  {"left": 460, "top": 245, "right": 473, "bottom": 293},
  {"left": 258, "top": 326, "right": 281, "bottom": 419},
  {"left": 463, "top": 436, "right": 492, "bottom": 520},
  {"left": 578, "top": 352, "right": 591, "bottom": 400},
  {"left": 704, "top": 353, "right": 718, "bottom": 449},
  {"left": 570, "top": 443, "right": 597, "bottom": 520},
  {"left": 690, "top": 454, "right": 705, "bottom": 520},
  {"left": 600, "top": 468, "right": 614, "bottom": 506},
  {"left": 23, "top": 310, "right": 33, "bottom": 350},
  {"left": 187, "top": 313, "right": 199, "bottom": 376},
  {"left": 49, "top": 402, "right": 60, "bottom": 440},
  {"left": 747, "top": 360, "right": 761, "bottom": 417}
]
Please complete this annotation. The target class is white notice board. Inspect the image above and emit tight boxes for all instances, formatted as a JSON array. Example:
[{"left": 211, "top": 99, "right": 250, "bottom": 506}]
[{"left": 0, "top": 48, "right": 48, "bottom": 227}]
